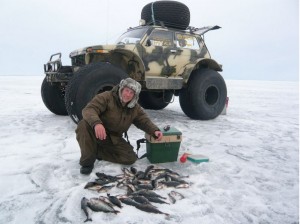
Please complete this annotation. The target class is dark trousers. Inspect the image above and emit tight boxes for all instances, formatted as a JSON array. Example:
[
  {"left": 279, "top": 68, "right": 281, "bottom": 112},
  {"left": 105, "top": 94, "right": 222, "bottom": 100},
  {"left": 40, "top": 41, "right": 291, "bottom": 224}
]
[{"left": 75, "top": 120, "right": 137, "bottom": 167}]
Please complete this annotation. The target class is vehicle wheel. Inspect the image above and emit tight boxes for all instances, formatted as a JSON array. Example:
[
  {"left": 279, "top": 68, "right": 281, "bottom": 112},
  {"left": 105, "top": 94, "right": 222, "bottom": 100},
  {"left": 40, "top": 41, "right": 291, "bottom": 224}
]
[
  {"left": 65, "top": 62, "right": 128, "bottom": 123},
  {"left": 139, "top": 90, "right": 173, "bottom": 110},
  {"left": 179, "top": 69, "right": 227, "bottom": 120},
  {"left": 141, "top": 1, "right": 190, "bottom": 30},
  {"left": 41, "top": 77, "right": 68, "bottom": 115}
]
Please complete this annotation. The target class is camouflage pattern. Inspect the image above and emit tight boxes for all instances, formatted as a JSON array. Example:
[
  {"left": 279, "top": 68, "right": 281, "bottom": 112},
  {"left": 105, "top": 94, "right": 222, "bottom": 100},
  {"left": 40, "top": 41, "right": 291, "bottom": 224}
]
[{"left": 45, "top": 25, "right": 222, "bottom": 89}]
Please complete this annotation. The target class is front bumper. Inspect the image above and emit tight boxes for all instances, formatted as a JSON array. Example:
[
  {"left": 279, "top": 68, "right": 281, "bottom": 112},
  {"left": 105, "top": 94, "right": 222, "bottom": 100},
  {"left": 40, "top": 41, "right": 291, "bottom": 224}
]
[{"left": 44, "top": 53, "right": 73, "bottom": 82}]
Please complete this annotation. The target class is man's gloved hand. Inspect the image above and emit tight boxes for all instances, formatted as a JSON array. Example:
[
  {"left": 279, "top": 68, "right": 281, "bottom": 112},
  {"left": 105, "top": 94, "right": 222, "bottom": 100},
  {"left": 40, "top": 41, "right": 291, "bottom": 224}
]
[
  {"left": 94, "top": 123, "right": 107, "bottom": 140},
  {"left": 154, "top": 130, "right": 163, "bottom": 141}
]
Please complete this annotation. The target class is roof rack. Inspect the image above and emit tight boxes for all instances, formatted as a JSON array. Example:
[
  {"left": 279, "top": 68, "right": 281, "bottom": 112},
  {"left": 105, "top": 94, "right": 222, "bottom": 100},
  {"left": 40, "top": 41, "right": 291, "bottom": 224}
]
[
  {"left": 144, "top": 19, "right": 189, "bottom": 30},
  {"left": 132, "top": 21, "right": 221, "bottom": 36}
]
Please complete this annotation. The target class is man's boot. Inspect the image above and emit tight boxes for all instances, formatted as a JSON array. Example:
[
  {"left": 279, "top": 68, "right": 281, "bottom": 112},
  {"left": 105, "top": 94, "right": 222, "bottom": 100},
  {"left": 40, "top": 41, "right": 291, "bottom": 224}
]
[{"left": 80, "top": 165, "right": 94, "bottom": 175}]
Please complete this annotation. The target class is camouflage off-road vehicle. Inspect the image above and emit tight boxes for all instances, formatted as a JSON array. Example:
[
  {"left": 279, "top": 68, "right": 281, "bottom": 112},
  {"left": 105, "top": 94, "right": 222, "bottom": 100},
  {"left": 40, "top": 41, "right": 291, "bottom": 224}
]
[{"left": 41, "top": 1, "right": 227, "bottom": 123}]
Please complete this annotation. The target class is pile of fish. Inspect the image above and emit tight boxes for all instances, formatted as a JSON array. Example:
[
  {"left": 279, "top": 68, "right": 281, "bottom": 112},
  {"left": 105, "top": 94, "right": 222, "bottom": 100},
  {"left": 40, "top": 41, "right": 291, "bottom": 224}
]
[{"left": 81, "top": 165, "right": 189, "bottom": 222}]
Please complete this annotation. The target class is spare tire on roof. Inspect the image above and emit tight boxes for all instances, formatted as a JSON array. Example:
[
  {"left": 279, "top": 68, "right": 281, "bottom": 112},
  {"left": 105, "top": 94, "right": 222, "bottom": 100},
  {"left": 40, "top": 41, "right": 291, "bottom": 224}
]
[{"left": 141, "top": 1, "right": 190, "bottom": 30}]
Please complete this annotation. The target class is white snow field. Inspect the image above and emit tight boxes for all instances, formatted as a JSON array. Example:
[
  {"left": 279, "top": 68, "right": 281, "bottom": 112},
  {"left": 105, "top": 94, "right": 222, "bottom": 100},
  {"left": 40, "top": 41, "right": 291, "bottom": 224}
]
[{"left": 0, "top": 76, "right": 298, "bottom": 224}]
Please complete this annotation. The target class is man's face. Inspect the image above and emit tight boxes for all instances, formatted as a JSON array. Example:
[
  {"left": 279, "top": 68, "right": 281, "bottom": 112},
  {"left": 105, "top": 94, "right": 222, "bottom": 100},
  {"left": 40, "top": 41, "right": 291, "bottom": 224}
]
[{"left": 121, "top": 87, "right": 135, "bottom": 103}]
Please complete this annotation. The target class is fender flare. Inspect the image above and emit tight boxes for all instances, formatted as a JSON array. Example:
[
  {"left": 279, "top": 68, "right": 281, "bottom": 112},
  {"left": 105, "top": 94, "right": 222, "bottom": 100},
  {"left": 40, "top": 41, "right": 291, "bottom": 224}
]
[
  {"left": 110, "top": 49, "right": 146, "bottom": 80},
  {"left": 180, "top": 58, "right": 223, "bottom": 84}
]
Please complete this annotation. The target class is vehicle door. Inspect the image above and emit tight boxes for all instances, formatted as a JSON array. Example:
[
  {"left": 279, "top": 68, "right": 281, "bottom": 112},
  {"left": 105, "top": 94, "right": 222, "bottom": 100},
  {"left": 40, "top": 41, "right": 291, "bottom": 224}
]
[
  {"left": 141, "top": 29, "right": 177, "bottom": 76},
  {"left": 173, "top": 32, "right": 202, "bottom": 68}
]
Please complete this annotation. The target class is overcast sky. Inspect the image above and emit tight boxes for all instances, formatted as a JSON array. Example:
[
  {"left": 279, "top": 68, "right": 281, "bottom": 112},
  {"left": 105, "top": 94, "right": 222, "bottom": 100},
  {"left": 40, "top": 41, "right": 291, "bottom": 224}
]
[{"left": 0, "top": 0, "right": 298, "bottom": 81}]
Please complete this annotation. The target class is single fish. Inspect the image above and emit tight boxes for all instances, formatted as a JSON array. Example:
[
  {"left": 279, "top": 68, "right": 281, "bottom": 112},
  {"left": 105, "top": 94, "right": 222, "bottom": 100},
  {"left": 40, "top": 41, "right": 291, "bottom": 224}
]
[
  {"left": 151, "top": 180, "right": 159, "bottom": 189},
  {"left": 160, "top": 181, "right": 182, "bottom": 188},
  {"left": 131, "top": 189, "right": 167, "bottom": 199},
  {"left": 85, "top": 184, "right": 114, "bottom": 192},
  {"left": 117, "top": 195, "right": 128, "bottom": 199},
  {"left": 168, "top": 193, "right": 176, "bottom": 204},
  {"left": 98, "top": 196, "right": 114, "bottom": 206},
  {"left": 119, "top": 197, "right": 140, "bottom": 207},
  {"left": 148, "top": 169, "right": 167, "bottom": 177},
  {"left": 167, "top": 173, "right": 189, "bottom": 179},
  {"left": 166, "top": 175, "right": 188, "bottom": 184},
  {"left": 144, "top": 174, "right": 152, "bottom": 180},
  {"left": 84, "top": 183, "right": 103, "bottom": 192},
  {"left": 115, "top": 174, "right": 125, "bottom": 179},
  {"left": 154, "top": 173, "right": 168, "bottom": 181},
  {"left": 126, "top": 184, "right": 137, "bottom": 194},
  {"left": 150, "top": 168, "right": 183, "bottom": 178},
  {"left": 95, "top": 172, "right": 121, "bottom": 182},
  {"left": 135, "top": 203, "right": 169, "bottom": 216},
  {"left": 87, "top": 198, "right": 120, "bottom": 214},
  {"left": 131, "top": 196, "right": 158, "bottom": 210},
  {"left": 94, "top": 179, "right": 112, "bottom": 186},
  {"left": 137, "top": 179, "right": 152, "bottom": 185},
  {"left": 146, "top": 196, "right": 170, "bottom": 205},
  {"left": 131, "top": 177, "right": 139, "bottom": 185},
  {"left": 136, "top": 183, "right": 154, "bottom": 190},
  {"left": 165, "top": 176, "right": 172, "bottom": 182},
  {"left": 170, "top": 190, "right": 185, "bottom": 200},
  {"left": 135, "top": 171, "right": 146, "bottom": 179},
  {"left": 163, "top": 168, "right": 180, "bottom": 176},
  {"left": 97, "top": 184, "right": 115, "bottom": 193},
  {"left": 175, "top": 183, "right": 189, "bottom": 189},
  {"left": 155, "top": 182, "right": 168, "bottom": 190},
  {"left": 81, "top": 197, "right": 92, "bottom": 222},
  {"left": 130, "top": 166, "right": 138, "bottom": 174},
  {"left": 144, "top": 165, "right": 154, "bottom": 177},
  {"left": 116, "top": 180, "right": 126, "bottom": 189},
  {"left": 122, "top": 167, "right": 135, "bottom": 177},
  {"left": 107, "top": 193, "right": 123, "bottom": 208},
  {"left": 84, "top": 181, "right": 101, "bottom": 189},
  {"left": 131, "top": 195, "right": 152, "bottom": 205}
]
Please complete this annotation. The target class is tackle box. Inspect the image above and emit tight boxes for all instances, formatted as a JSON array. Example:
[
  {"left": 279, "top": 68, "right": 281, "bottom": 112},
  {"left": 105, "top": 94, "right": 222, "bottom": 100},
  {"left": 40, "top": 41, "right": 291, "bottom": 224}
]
[{"left": 145, "top": 126, "right": 182, "bottom": 163}]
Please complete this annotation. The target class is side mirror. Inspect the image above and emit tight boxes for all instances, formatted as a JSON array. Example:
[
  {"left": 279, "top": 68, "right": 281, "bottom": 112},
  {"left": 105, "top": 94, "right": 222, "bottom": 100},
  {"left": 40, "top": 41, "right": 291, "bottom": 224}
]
[{"left": 146, "top": 39, "right": 152, "bottom": 47}]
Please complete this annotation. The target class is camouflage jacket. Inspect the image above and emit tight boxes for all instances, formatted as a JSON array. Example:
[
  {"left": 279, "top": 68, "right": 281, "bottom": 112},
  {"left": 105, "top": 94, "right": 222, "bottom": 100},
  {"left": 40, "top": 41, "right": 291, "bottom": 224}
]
[{"left": 82, "top": 85, "right": 159, "bottom": 144}]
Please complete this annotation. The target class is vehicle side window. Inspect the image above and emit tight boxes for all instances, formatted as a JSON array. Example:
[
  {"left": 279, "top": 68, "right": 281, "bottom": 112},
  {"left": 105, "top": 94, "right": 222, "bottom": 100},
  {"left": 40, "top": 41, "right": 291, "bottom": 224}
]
[
  {"left": 148, "top": 30, "right": 174, "bottom": 47},
  {"left": 175, "top": 33, "right": 200, "bottom": 50},
  {"left": 197, "top": 36, "right": 205, "bottom": 49}
]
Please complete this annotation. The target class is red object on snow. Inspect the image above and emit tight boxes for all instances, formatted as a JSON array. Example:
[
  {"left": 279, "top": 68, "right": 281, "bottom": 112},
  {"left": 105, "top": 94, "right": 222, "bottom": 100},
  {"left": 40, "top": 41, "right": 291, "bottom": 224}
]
[{"left": 180, "top": 153, "right": 190, "bottom": 163}]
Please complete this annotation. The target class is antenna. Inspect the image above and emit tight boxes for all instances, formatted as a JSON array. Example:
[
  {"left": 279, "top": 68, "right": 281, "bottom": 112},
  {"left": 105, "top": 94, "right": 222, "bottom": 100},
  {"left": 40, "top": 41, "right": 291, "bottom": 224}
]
[{"left": 105, "top": 0, "right": 109, "bottom": 44}]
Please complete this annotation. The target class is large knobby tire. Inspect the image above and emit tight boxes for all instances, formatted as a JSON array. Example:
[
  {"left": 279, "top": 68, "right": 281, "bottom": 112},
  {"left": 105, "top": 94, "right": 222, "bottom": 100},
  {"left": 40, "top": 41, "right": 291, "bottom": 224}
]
[
  {"left": 139, "top": 90, "right": 173, "bottom": 110},
  {"left": 65, "top": 62, "right": 128, "bottom": 123},
  {"left": 141, "top": 1, "right": 190, "bottom": 30},
  {"left": 179, "top": 69, "right": 227, "bottom": 120},
  {"left": 41, "top": 77, "right": 68, "bottom": 115}
]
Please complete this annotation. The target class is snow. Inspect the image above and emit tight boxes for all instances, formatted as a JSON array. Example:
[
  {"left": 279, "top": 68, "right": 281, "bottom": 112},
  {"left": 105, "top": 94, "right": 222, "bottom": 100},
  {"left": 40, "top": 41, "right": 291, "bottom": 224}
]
[{"left": 0, "top": 76, "right": 298, "bottom": 224}]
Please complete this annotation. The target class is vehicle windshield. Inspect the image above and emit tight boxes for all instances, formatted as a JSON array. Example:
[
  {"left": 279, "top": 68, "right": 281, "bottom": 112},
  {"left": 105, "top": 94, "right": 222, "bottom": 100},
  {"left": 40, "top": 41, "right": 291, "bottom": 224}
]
[{"left": 116, "top": 27, "right": 148, "bottom": 44}]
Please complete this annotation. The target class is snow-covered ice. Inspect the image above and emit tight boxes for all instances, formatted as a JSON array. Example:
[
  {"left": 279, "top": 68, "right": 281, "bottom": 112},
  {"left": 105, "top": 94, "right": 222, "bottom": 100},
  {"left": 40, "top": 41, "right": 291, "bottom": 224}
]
[{"left": 0, "top": 76, "right": 298, "bottom": 224}]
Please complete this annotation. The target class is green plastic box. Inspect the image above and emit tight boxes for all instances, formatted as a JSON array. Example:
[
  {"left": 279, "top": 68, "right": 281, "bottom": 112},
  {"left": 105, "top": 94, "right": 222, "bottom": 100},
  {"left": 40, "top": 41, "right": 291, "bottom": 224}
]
[
  {"left": 187, "top": 154, "right": 209, "bottom": 163},
  {"left": 145, "top": 127, "right": 182, "bottom": 163}
]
